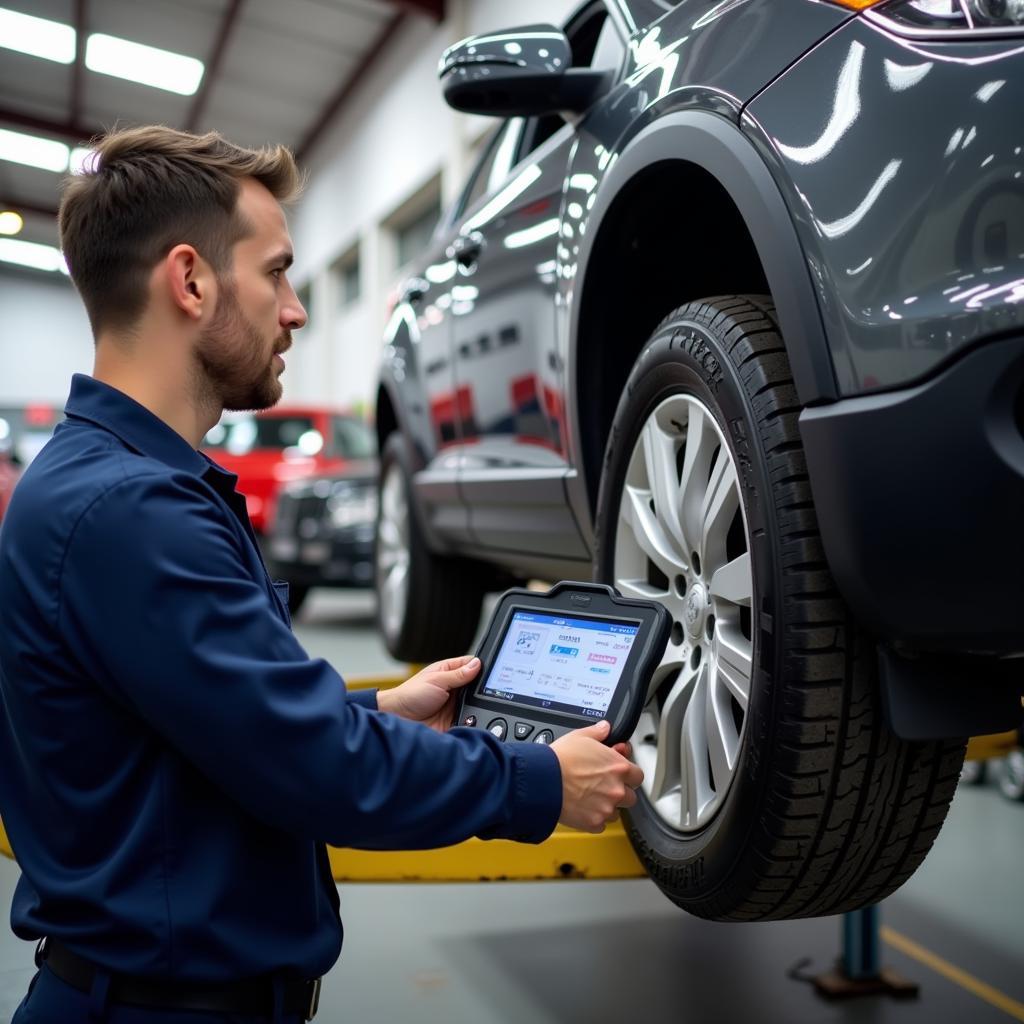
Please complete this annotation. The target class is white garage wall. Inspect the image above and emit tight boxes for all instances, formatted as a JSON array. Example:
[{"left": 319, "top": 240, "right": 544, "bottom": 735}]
[
  {"left": 0, "top": 274, "right": 93, "bottom": 404},
  {"left": 286, "top": 0, "right": 576, "bottom": 412},
  {"left": 0, "top": 0, "right": 576, "bottom": 412}
]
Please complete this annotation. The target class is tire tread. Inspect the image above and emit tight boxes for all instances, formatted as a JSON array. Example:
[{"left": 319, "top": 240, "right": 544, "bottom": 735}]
[{"left": 613, "top": 296, "right": 964, "bottom": 920}]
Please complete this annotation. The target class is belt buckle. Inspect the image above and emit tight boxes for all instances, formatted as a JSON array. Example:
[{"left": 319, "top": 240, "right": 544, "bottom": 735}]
[{"left": 305, "top": 976, "right": 322, "bottom": 1021}]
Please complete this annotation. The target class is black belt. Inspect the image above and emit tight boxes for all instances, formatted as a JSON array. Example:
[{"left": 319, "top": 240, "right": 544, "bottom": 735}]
[{"left": 40, "top": 940, "right": 322, "bottom": 1020}]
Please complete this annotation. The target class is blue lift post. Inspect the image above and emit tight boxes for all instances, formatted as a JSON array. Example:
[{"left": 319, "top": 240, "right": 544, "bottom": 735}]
[{"left": 811, "top": 905, "right": 920, "bottom": 1000}]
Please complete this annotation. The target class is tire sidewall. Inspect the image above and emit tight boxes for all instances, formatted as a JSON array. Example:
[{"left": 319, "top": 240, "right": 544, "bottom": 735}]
[{"left": 594, "top": 312, "right": 781, "bottom": 906}]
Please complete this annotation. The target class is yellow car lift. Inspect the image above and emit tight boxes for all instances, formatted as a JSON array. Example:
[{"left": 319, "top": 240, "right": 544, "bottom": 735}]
[
  {"left": 1, "top": 670, "right": 1016, "bottom": 881},
  {"left": 0, "top": 671, "right": 645, "bottom": 881}
]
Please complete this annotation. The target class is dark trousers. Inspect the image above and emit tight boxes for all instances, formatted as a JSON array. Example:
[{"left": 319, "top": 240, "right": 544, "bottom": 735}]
[{"left": 11, "top": 967, "right": 306, "bottom": 1024}]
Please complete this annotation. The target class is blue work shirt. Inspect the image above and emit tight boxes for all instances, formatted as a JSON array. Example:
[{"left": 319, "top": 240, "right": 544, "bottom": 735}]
[{"left": 0, "top": 374, "right": 561, "bottom": 983}]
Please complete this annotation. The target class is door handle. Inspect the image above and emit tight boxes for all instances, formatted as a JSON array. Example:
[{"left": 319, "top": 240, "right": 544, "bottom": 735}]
[{"left": 447, "top": 232, "right": 484, "bottom": 268}]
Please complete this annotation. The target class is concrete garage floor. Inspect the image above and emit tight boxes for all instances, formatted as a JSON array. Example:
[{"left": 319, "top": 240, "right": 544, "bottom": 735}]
[{"left": 2, "top": 589, "right": 1022, "bottom": 1023}]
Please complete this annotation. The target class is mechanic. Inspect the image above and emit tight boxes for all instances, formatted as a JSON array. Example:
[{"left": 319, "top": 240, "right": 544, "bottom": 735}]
[{"left": 0, "top": 125, "right": 643, "bottom": 1024}]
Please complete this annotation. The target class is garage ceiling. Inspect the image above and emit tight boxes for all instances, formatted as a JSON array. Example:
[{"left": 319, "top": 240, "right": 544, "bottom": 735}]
[{"left": 0, "top": 0, "right": 442, "bottom": 251}]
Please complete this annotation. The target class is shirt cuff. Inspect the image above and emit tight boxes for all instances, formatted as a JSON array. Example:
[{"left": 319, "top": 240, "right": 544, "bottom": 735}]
[
  {"left": 347, "top": 687, "right": 378, "bottom": 711},
  {"left": 496, "top": 741, "right": 562, "bottom": 844}
]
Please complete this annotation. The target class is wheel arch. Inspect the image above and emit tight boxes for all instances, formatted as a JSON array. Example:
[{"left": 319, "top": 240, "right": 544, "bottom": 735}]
[{"left": 570, "top": 110, "right": 836, "bottom": 521}]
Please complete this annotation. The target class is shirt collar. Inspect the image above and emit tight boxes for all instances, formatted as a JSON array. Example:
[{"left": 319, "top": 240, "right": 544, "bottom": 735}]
[{"left": 64, "top": 373, "right": 232, "bottom": 483}]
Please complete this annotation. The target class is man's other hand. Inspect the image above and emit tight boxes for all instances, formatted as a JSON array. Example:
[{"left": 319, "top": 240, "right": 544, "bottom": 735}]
[
  {"left": 376, "top": 655, "right": 481, "bottom": 732},
  {"left": 550, "top": 721, "right": 644, "bottom": 833}
]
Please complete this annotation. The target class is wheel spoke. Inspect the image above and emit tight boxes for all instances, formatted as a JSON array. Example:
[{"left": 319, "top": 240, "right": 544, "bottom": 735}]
[
  {"left": 378, "top": 518, "right": 402, "bottom": 551},
  {"left": 699, "top": 452, "right": 739, "bottom": 576},
  {"left": 709, "top": 551, "right": 752, "bottom": 608},
  {"left": 716, "top": 626, "right": 752, "bottom": 710},
  {"left": 680, "top": 665, "right": 710, "bottom": 829},
  {"left": 382, "top": 561, "right": 409, "bottom": 626},
  {"left": 706, "top": 663, "right": 739, "bottom": 780},
  {"left": 650, "top": 670, "right": 694, "bottom": 803},
  {"left": 642, "top": 416, "right": 687, "bottom": 555},
  {"left": 617, "top": 577, "right": 669, "bottom": 603},
  {"left": 679, "top": 405, "right": 717, "bottom": 558},
  {"left": 646, "top": 642, "right": 685, "bottom": 704},
  {"left": 623, "top": 484, "right": 686, "bottom": 577}
]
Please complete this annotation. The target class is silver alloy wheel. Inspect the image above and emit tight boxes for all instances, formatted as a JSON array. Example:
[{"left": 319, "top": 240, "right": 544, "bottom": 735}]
[
  {"left": 999, "top": 749, "right": 1024, "bottom": 801},
  {"left": 376, "top": 462, "right": 411, "bottom": 643},
  {"left": 614, "top": 394, "right": 754, "bottom": 833}
]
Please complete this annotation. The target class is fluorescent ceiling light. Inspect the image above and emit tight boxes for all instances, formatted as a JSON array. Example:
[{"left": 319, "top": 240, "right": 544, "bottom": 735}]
[
  {"left": 69, "top": 147, "right": 97, "bottom": 174},
  {"left": 0, "top": 128, "right": 69, "bottom": 172},
  {"left": 85, "top": 33, "right": 204, "bottom": 95},
  {"left": 0, "top": 6, "right": 75, "bottom": 64},
  {"left": 0, "top": 238, "right": 69, "bottom": 274},
  {"left": 0, "top": 211, "right": 24, "bottom": 236}
]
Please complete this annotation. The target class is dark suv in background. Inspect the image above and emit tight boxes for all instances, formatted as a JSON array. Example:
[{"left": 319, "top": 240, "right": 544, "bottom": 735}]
[{"left": 374, "top": 0, "right": 1024, "bottom": 922}]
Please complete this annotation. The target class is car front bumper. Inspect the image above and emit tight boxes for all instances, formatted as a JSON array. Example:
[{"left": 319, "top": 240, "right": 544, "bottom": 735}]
[
  {"left": 266, "top": 528, "right": 375, "bottom": 588},
  {"left": 800, "top": 332, "right": 1024, "bottom": 655}
]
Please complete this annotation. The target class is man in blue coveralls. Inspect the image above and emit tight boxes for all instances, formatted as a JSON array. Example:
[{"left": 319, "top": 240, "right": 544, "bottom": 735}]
[{"left": 0, "top": 126, "right": 643, "bottom": 1023}]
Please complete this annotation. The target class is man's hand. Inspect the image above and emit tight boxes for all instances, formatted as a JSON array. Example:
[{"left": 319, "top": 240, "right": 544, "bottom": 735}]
[
  {"left": 550, "top": 721, "right": 644, "bottom": 833},
  {"left": 376, "top": 655, "right": 481, "bottom": 732}
]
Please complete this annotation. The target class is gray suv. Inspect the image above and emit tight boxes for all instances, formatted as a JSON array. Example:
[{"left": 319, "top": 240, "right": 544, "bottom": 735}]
[{"left": 373, "top": 0, "right": 1024, "bottom": 921}]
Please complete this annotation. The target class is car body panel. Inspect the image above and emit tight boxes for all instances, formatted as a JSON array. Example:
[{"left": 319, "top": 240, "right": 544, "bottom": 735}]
[
  {"left": 746, "top": 16, "right": 1024, "bottom": 395},
  {"left": 380, "top": 0, "right": 851, "bottom": 570},
  {"left": 378, "top": 0, "right": 1024, "bottom": 663}
]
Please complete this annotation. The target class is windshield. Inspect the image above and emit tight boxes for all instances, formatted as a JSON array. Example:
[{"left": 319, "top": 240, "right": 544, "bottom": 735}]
[
  {"left": 203, "top": 414, "right": 374, "bottom": 458},
  {"left": 333, "top": 417, "right": 375, "bottom": 459},
  {"left": 204, "top": 415, "right": 319, "bottom": 455}
]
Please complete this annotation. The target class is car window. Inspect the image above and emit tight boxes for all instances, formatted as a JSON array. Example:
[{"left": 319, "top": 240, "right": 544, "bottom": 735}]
[
  {"left": 457, "top": 118, "right": 524, "bottom": 219},
  {"left": 332, "top": 417, "right": 376, "bottom": 459},
  {"left": 519, "top": 5, "right": 624, "bottom": 160},
  {"left": 204, "top": 415, "right": 321, "bottom": 455}
]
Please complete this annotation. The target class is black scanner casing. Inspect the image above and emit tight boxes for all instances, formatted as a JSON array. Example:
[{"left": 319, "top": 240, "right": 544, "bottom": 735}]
[{"left": 453, "top": 581, "right": 671, "bottom": 746}]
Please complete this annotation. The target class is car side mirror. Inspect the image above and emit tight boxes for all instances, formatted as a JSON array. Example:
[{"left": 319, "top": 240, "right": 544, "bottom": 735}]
[{"left": 439, "top": 24, "right": 610, "bottom": 117}]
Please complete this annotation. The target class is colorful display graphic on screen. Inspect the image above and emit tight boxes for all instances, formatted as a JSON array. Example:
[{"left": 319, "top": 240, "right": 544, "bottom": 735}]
[{"left": 481, "top": 610, "right": 639, "bottom": 719}]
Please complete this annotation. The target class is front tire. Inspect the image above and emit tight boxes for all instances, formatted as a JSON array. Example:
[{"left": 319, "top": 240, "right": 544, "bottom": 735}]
[
  {"left": 594, "top": 296, "right": 965, "bottom": 920},
  {"left": 375, "top": 433, "right": 487, "bottom": 663}
]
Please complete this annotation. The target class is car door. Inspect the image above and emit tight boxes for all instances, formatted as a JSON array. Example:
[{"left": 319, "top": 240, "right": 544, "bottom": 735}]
[
  {"left": 398, "top": 121, "right": 525, "bottom": 545},
  {"left": 449, "top": 3, "right": 628, "bottom": 561}
]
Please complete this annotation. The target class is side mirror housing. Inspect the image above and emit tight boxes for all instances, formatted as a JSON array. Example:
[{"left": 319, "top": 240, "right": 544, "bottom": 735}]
[{"left": 439, "top": 24, "right": 609, "bottom": 117}]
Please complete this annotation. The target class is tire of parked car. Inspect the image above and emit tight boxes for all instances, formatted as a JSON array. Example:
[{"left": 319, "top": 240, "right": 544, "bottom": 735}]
[
  {"left": 375, "top": 433, "right": 487, "bottom": 663},
  {"left": 593, "top": 296, "right": 966, "bottom": 920}
]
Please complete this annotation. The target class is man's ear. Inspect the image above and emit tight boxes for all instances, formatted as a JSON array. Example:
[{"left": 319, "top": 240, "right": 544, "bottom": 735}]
[{"left": 164, "top": 244, "right": 216, "bottom": 321}]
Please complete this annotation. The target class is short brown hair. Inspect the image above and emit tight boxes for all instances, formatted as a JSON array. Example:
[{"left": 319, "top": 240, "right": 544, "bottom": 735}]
[{"left": 59, "top": 125, "right": 301, "bottom": 335}]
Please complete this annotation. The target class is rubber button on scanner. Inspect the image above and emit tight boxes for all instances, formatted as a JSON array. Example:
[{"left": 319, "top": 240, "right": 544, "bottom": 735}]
[
  {"left": 487, "top": 719, "right": 508, "bottom": 740},
  {"left": 513, "top": 722, "right": 534, "bottom": 741},
  {"left": 462, "top": 714, "right": 477, "bottom": 727},
  {"left": 533, "top": 730, "right": 554, "bottom": 745}
]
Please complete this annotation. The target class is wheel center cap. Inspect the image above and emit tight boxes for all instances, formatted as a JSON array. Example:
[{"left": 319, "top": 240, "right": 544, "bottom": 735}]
[{"left": 684, "top": 584, "right": 706, "bottom": 635}]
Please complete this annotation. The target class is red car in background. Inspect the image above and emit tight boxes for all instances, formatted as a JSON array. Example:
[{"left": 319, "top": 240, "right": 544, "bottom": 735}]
[
  {"left": 0, "top": 452, "right": 18, "bottom": 525},
  {"left": 202, "top": 406, "right": 375, "bottom": 534}
]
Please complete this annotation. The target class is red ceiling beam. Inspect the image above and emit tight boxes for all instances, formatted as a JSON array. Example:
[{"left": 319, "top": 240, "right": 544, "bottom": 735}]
[
  {"left": 390, "top": 0, "right": 444, "bottom": 20},
  {"left": 187, "top": 0, "right": 246, "bottom": 132},
  {"left": 296, "top": 11, "right": 406, "bottom": 163},
  {"left": 0, "top": 108, "right": 104, "bottom": 146},
  {"left": 70, "top": 0, "right": 87, "bottom": 127}
]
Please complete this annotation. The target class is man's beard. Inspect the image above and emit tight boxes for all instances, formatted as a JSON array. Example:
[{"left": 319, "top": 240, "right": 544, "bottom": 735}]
[{"left": 196, "top": 282, "right": 288, "bottom": 412}]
